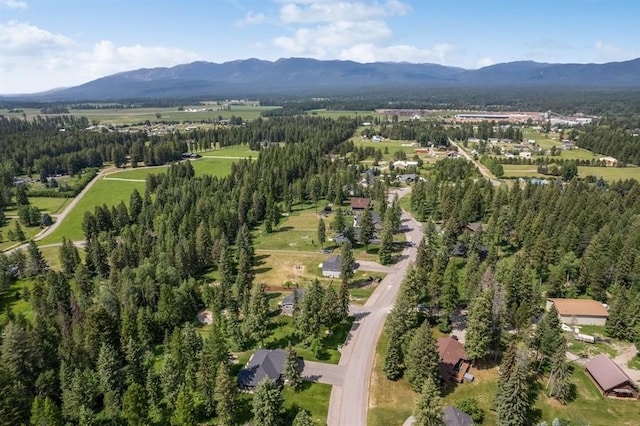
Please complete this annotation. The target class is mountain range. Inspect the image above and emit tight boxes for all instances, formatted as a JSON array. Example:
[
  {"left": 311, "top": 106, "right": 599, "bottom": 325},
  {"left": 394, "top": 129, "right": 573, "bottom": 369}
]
[{"left": 10, "top": 57, "right": 640, "bottom": 100}]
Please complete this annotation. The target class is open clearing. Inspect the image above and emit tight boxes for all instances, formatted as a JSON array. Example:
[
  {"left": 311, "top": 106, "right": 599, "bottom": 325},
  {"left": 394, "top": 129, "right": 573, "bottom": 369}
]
[{"left": 38, "top": 178, "right": 145, "bottom": 245}]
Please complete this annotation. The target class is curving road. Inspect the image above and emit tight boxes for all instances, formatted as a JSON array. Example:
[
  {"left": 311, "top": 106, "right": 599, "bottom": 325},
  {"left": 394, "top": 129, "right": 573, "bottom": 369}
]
[
  {"left": 448, "top": 139, "right": 502, "bottom": 187},
  {"left": 326, "top": 187, "right": 422, "bottom": 426}
]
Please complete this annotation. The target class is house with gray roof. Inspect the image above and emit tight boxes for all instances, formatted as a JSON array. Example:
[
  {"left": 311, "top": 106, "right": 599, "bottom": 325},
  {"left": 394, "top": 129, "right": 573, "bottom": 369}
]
[
  {"left": 322, "top": 255, "right": 343, "bottom": 278},
  {"left": 443, "top": 406, "right": 475, "bottom": 426},
  {"left": 279, "top": 288, "right": 304, "bottom": 316},
  {"left": 238, "top": 349, "right": 286, "bottom": 390}
]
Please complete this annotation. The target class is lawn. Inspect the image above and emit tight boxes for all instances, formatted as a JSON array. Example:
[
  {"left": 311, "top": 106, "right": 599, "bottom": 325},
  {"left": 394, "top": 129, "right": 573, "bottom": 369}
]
[
  {"left": 0, "top": 219, "right": 42, "bottom": 251},
  {"left": 38, "top": 178, "right": 145, "bottom": 245},
  {"left": 578, "top": 166, "right": 640, "bottom": 181},
  {"left": 283, "top": 383, "right": 331, "bottom": 425},
  {"left": 502, "top": 165, "right": 548, "bottom": 179},
  {"left": 353, "top": 138, "right": 421, "bottom": 161},
  {"left": 629, "top": 355, "right": 640, "bottom": 371},
  {"left": 201, "top": 145, "right": 258, "bottom": 158},
  {"left": 5, "top": 197, "right": 71, "bottom": 215},
  {"left": 0, "top": 278, "right": 36, "bottom": 324}
]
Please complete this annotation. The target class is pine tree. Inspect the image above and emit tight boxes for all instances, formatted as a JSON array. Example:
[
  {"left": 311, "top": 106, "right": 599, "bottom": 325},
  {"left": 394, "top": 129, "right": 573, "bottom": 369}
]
[
  {"left": 59, "top": 237, "right": 80, "bottom": 276},
  {"left": 413, "top": 377, "right": 444, "bottom": 426},
  {"left": 547, "top": 351, "right": 571, "bottom": 404},
  {"left": 245, "top": 283, "right": 270, "bottom": 344},
  {"left": 122, "top": 383, "right": 148, "bottom": 426},
  {"left": 340, "top": 241, "right": 355, "bottom": 280},
  {"left": 213, "top": 361, "right": 236, "bottom": 426},
  {"left": 297, "top": 279, "right": 325, "bottom": 339},
  {"left": 404, "top": 322, "right": 440, "bottom": 392},
  {"left": 534, "top": 304, "right": 565, "bottom": 367},
  {"left": 379, "top": 214, "right": 395, "bottom": 265},
  {"left": 30, "top": 396, "right": 63, "bottom": 426},
  {"left": 496, "top": 344, "right": 531, "bottom": 426},
  {"left": 252, "top": 378, "right": 283, "bottom": 426},
  {"left": 331, "top": 207, "right": 346, "bottom": 234},
  {"left": 292, "top": 408, "right": 316, "bottom": 426},
  {"left": 382, "top": 332, "right": 404, "bottom": 380},
  {"left": 337, "top": 280, "right": 350, "bottom": 323},
  {"left": 97, "top": 343, "right": 124, "bottom": 418},
  {"left": 171, "top": 386, "right": 196, "bottom": 426},
  {"left": 283, "top": 342, "right": 303, "bottom": 391},
  {"left": 317, "top": 218, "right": 326, "bottom": 247},
  {"left": 464, "top": 292, "right": 493, "bottom": 363},
  {"left": 26, "top": 240, "right": 48, "bottom": 276},
  {"left": 359, "top": 206, "right": 375, "bottom": 249}
]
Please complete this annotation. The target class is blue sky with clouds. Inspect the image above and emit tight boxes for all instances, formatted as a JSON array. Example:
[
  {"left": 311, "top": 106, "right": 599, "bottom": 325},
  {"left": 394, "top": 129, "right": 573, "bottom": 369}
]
[{"left": 1, "top": 0, "right": 638, "bottom": 93}]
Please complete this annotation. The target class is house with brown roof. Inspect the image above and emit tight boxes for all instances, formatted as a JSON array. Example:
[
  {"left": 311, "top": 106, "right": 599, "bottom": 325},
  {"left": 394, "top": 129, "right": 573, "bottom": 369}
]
[
  {"left": 546, "top": 298, "right": 609, "bottom": 326},
  {"left": 584, "top": 354, "right": 639, "bottom": 399},
  {"left": 437, "top": 337, "right": 470, "bottom": 384},
  {"left": 349, "top": 197, "right": 372, "bottom": 211}
]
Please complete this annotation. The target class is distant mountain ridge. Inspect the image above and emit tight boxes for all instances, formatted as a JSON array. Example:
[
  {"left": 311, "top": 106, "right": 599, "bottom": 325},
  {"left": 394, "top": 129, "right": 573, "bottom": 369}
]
[{"left": 14, "top": 57, "right": 640, "bottom": 100}]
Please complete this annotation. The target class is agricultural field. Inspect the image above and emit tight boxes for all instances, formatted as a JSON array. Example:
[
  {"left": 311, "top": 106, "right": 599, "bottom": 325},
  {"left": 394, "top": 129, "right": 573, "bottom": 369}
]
[
  {"left": 3, "top": 105, "right": 281, "bottom": 125},
  {"left": 502, "top": 164, "right": 640, "bottom": 181}
]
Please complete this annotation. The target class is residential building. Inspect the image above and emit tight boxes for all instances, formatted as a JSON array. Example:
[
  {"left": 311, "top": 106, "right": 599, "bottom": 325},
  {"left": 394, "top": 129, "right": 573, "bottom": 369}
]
[
  {"left": 443, "top": 406, "right": 475, "bottom": 426},
  {"left": 279, "top": 288, "right": 304, "bottom": 316},
  {"left": 437, "top": 337, "right": 471, "bottom": 384},
  {"left": 322, "top": 255, "right": 343, "bottom": 278},
  {"left": 238, "top": 349, "right": 286, "bottom": 390}
]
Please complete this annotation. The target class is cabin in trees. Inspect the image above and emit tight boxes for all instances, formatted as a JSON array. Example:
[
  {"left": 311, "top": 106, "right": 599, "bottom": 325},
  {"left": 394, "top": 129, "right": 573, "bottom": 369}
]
[
  {"left": 437, "top": 337, "right": 471, "bottom": 384},
  {"left": 354, "top": 210, "right": 383, "bottom": 231},
  {"left": 349, "top": 197, "right": 372, "bottom": 212},
  {"left": 279, "top": 288, "right": 304, "bottom": 316},
  {"left": 584, "top": 355, "right": 639, "bottom": 399},
  {"left": 321, "top": 255, "right": 343, "bottom": 278},
  {"left": 545, "top": 298, "right": 609, "bottom": 326},
  {"left": 238, "top": 349, "right": 286, "bottom": 390}
]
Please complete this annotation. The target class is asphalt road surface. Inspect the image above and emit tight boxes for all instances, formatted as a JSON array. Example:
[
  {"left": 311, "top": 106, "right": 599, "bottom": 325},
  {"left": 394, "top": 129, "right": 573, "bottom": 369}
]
[
  {"left": 448, "top": 139, "right": 502, "bottom": 187},
  {"left": 327, "top": 188, "right": 422, "bottom": 426}
]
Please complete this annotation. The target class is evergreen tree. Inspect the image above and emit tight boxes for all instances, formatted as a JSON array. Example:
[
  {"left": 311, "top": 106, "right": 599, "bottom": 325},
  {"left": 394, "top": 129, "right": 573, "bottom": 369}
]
[
  {"left": 26, "top": 240, "right": 48, "bottom": 276},
  {"left": 340, "top": 241, "right": 355, "bottom": 280},
  {"left": 297, "top": 280, "right": 325, "bottom": 339},
  {"left": 337, "top": 280, "right": 350, "bottom": 324},
  {"left": 379, "top": 214, "right": 395, "bottom": 265},
  {"left": 171, "top": 386, "right": 196, "bottom": 426},
  {"left": 59, "top": 237, "right": 80, "bottom": 276},
  {"left": 283, "top": 342, "right": 303, "bottom": 391},
  {"left": 547, "top": 351, "right": 571, "bottom": 404},
  {"left": 97, "top": 343, "right": 123, "bottom": 418},
  {"left": 317, "top": 218, "right": 326, "bottom": 247},
  {"left": 382, "top": 334, "right": 404, "bottom": 380},
  {"left": 359, "top": 206, "right": 375, "bottom": 249},
  {"left": 122, "top": 383, "right": 148, "bottom": 426},
  {"left": 292, "top": 409, "right": 316, "bottom": 426},
  {"left": 245, "top": 283, "right": 271, "bottom": 344},
  {"left": 464, "top": 292, "right": 493, "bottom": 363},
  {"left": 404, "top": 322, "right": 440, "bottom": 392},
  {"left": 213, "top": 361, "right": 236, "bottom": 426},
  {"left": 413, "top": 377, "right": 444, "bottom": 426},
  {"left": 252, "top": 378, "right": 283, "bottom": 426},
  {"left": 331, "top": 208, "right": 346, "bottom": 234},
  {"left": 534, "top": 305, "right": 565, "bottom": 367},
  {"left": 496, "top": 344, "right": 531, "bottom": 426},
  {"left": 30, "top": 396, "right": 63, "bottom": 426}
]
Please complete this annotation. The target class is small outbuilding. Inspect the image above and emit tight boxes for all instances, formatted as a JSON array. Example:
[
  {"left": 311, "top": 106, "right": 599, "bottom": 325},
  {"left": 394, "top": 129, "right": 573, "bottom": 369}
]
[
  {"left": 443, "top": 406, "right": 475, "bottom": 426},
  {"left": 584, "top": 354, "right": 639, "bottom": 399},
  {"left": 545, "top": 298, "right": 609, "bottom": 326},
  {"left": 350, "top": 197, "right": 372, "bottom": 211},
  {"left": 279, "top": 288, "right": 304, "bottom": 316}
]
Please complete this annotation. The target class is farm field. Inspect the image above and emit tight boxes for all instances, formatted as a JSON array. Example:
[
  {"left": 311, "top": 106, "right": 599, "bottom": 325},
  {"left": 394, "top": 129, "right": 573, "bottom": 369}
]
[
  {"left": 502, "top": 164, "right": 640, "bottom": 181},
  {"left": 38, "top": 178, "right": 145, "bottom": 245},
  {"left": 3, "top": 105, "right": 281, "bottom": 124}
]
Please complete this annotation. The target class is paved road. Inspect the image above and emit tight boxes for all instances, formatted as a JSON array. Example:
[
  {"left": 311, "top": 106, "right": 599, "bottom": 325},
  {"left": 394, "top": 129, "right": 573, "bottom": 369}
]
[
  {"left": 327, "top": 187, "right": 422, "bottom": 426},
  {"left": 448, "top": 139, "right": 502, "bottom": 187},
  {"left": 355, "top": 260, "right": 398, "bottom": 274},
  {"left": 302, "top": 361, "right": 346, "bottom": 386}
]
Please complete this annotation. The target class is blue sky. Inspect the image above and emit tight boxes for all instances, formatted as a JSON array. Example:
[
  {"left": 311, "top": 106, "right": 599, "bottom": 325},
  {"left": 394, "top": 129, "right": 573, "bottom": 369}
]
[{"left": 1, "top": 0, "right": 638, "bottom": 93}]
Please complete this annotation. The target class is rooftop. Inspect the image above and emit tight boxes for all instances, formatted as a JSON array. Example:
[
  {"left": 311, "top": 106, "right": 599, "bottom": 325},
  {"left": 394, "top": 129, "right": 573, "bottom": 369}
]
[
  {"left": 443, "top": 406, "right": 475, "bottom": 426},
  {"left": 350, "top": 197, "right": 372, "bottom": 210},
  {"left": 584, "top": 354, "right": 637, "bottom": 393},
  {"left": 238, "top": 349, "right": 286, "bottom": 388},
  {"left": 322, "top": 255, "right": 342, "bottom": 272},
  {"left": 548, "top": 298, "right": 609, "bottom": 318}
]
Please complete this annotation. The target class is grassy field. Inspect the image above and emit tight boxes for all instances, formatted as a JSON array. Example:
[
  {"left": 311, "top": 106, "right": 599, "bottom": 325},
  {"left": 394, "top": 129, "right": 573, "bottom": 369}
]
[
  {"left": 0, "top": 219, "right": 41, "bottom": 251},
  {"left": 283, "top": 383, "right": 331, "bottom": 425},
  {"left": 3, "top": 105, "right": 281, "bottom": 124},
  {"left": 502, "top": 164, "right": 640, "bottom": 181},
  {"left": 4, "top": 197, "right": 72, "bottom": 215},
  {"left": 38, "top": 178, "right": 145, "bottom": 245},
  {"left": 0, "top": 278, "right": 35, "bottom": 324},
  {"left": 308, "top": 109, "right": 378, "bottom": 119}
]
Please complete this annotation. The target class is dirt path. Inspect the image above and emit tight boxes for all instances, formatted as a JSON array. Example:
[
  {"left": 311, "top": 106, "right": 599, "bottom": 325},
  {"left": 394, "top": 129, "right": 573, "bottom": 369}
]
[
  {"left": 449, "top": 139, "right": 502, "bottom": 186},
  {"left": 613, "top": 343, "right": 640, "bottom": 381}
]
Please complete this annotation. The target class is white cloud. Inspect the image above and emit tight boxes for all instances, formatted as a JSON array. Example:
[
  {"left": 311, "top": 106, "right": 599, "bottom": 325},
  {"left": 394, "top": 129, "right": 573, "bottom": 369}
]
[
  {"left": 476, "top": 57, "right": 494, "bottom": 68},
  {"left": 0, "top": 23, "right": 199, "bottom": 93},
  {"left": 236, "top": 11, "right": 266, "bottom": 27},
  {"left": 0, "top": 21, "right": 73, "bottom": 55},
  {"left": 77, "top": 40, "right": 199, "bottom": 79},
  {"left": 279, "top": 0, "right": 410, "bottom": 24},
  {"left": 274, "top": 19, "right": 392, "bottom": 57},
  {"left": 594, "top": 40, "right": 638, "bottom": 63},
  {"left": 339, "top": 42, "right": 455, "bottom": 64},
  {"left": 0, "top": 0, "right": 27, "bottom": 9}
]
